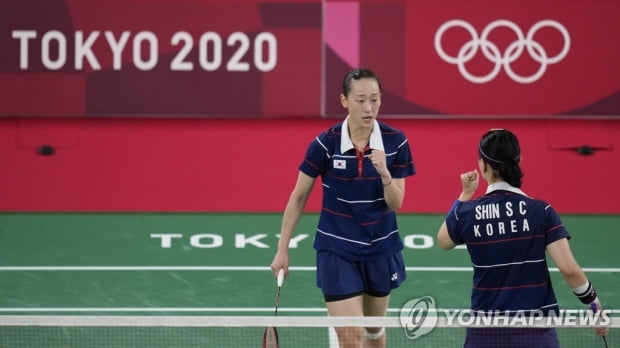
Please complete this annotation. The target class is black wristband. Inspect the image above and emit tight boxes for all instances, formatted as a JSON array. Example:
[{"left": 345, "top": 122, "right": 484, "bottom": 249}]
[{"left": 573, "top": 282, "right": 598, "bottom": 304}]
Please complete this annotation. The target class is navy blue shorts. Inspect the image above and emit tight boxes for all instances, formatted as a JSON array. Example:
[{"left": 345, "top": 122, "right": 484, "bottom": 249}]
[
  {"left": 316, "top": 250, "right": 406, "bottom": 301},
  {"left": 464, "top": 327, "right": 559, "bottom": 348}
]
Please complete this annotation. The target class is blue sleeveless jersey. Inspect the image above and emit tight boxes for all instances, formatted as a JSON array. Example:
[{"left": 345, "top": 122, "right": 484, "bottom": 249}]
[
  {"left": 299, "top": 119, "right": 415, "bottom": 261},
  {"left": 445, "top": 185, "right": 570, "bottom": 315}
]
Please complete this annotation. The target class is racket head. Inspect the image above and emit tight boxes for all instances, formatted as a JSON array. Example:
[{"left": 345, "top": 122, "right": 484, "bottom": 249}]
[{"left": 262, "top": 326, "right": 279, "bottom": 348}]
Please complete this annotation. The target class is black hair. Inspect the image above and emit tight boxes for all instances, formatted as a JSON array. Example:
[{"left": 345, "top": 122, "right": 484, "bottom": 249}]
[
  {"left": 342, "top": 68, "right": 382, "bottom": 97},
  {"left": 478, "top": 129, "right": 524, "bottom": 188}
]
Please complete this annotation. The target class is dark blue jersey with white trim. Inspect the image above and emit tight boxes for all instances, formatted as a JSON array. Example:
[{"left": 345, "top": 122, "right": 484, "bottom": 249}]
[
  {"left": 299, "top": 119, "right": 415, "bottom": 261},
  {"left": 445, "top": 184, "right": 570, "bottom": 315}
]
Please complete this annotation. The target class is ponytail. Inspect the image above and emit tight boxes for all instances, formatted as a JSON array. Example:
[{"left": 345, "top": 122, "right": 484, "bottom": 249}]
[{"left": 478, "top": 129, "right": 524, "bottom": 188}]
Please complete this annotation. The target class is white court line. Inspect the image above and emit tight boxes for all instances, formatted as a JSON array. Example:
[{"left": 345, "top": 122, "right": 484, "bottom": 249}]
[
  {"left": 0, "top": 266, "right": 619, "bottom": 272},
  {"left": 0, "top": 307, "right": 327, "bottom": 313},
  {"left": 0, "top": 307, "right": 618, "bottom": 314}
]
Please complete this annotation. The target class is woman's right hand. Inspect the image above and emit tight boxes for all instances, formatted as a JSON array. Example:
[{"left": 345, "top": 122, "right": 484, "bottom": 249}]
[
  {"left": 459, "top": 170, "right": 479, "bottom": 200},
  {"left": 591, "top": 301, "right": 610, "bottom": 337},
  {"left": 270, "top": 250, "right": 289, "bottom": 280}
]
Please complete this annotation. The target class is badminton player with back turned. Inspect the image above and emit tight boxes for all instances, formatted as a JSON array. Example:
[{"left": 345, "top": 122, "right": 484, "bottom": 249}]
[
  {"left": 437, "top": 129, "right": 609, "bottom": 347},
  {"left": 270, "top": 68, "right": 415, "bottom": 348}
]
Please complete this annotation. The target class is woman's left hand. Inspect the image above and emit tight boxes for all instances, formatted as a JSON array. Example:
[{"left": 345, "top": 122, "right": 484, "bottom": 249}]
[{"left": 369, "top": 150, "right": 390, "bottom": 178}]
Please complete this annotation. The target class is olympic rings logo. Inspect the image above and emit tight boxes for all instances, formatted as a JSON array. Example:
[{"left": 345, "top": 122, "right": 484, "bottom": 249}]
[{"left": 434, "top": 19, "right": 571, "bottom": 84}]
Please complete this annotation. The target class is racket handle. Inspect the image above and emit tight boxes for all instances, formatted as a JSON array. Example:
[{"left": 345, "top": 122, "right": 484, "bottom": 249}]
[{"left": 277, "top": 269, "right": 284, "bottom": 287}]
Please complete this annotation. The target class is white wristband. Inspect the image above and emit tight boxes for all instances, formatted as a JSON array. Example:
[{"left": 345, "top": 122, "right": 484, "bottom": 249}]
[{"left": 572, "top": 281, "right": 590, "bottom": 294}]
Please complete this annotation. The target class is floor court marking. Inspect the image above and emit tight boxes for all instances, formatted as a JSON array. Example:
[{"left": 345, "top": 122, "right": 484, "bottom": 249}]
[
  {"left": 4, "top": 267, "right": 617, "bottom": 314},
  {"left": 1, "top": 266, "right": 619, "bottom": 272},
  {"left": 0, "top": 307, "right": 618, "bottom": 314}
]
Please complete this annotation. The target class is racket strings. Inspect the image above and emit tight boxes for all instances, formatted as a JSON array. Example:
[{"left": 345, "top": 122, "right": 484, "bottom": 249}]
[
  {"left": 263, "top": 277, "right": 283, "bottom": 348},
  {"left": 274, "top": 286, "right": 281, "bottom": 316}
]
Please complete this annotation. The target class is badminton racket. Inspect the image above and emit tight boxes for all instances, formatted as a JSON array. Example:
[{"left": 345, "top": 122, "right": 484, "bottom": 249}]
[
  {"left": 262, "top": 269, "right": 284, "bottom": 348},
  {"left": 590, "top": 302, "right": 609, "bottom": 348}
]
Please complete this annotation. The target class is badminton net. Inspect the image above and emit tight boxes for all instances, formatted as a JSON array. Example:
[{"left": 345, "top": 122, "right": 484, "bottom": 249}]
[{"left": 0, "top": 314, "right": 617, "bottom": 347}]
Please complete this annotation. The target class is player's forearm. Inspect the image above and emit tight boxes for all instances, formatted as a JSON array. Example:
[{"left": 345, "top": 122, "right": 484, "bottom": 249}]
[
  {"left": 277, "top": 196, "right": 307, "bottom": 252},
  {"left": 437, "top": 222, "right": 456, "bottom": 250},
  {"left": 458, "top": 191, "right": 474, "bottom": 202},
  {"left": 559, "top": 267, "right": 588, "bottom": 289},
  {"left": 547, "top": 239, "right": 589, "bottom": 289},
  {"left": 383, "top": 177, "right": 404, "bottom": 210},
  {"left": 278, "top": 216, "right": 299, "bottom": 252}
]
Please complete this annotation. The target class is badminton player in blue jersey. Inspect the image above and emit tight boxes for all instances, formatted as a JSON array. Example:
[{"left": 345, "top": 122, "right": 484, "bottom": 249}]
[
  {"left": 437, "top": 129, "right": 609, "bottom": 347},
  {"left": 270, "top": 68, "right": 415, "bottom": 348}
]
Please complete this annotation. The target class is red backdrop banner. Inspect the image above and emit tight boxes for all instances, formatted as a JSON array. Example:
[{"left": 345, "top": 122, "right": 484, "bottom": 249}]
[
  {"left": 0, "top": 0, "right": 322, "bottom": 117},
  {"left": 324, "top": 0, "right": 620, "bottom": 117},
  {"left": 1, "top": 0, "right": 619, "bottom": 118},
  {"left": 1, "top": 117, "right": 619, "bottom": 213}
]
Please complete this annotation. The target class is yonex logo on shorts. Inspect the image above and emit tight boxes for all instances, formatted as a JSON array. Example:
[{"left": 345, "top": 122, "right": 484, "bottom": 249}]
[{"left": 434, "top": 19, "right": 571, "bottom": 84}]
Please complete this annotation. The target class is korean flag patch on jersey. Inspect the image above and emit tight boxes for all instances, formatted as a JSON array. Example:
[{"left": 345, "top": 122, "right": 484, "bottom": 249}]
[{"left": 333, "top": 159, "right": 346, "bottom": 169}]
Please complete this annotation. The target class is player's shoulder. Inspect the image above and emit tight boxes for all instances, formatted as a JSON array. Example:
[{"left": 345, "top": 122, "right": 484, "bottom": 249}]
[
  {"left": 378, "top": 121, "right": 405, "bottom": 136},
  {"left": 378, "top": 121, "right": 410, "bottom": 151},
  {"left": 459, "top": 196, "right": 483, "bottom": 212},
  {"left": 310, "top": 122, "right": 341, "bottom": 150},
  {"left": 537, "top": 199, "right": 557, "bottom": 213},
  {"left": 520, "top": 193, "right": 551, "bottom": 206},
  {"left": 518, "top": 195, "right": 559, "bottom": 215},
  {"left": 328, "top": 121, "right": 344, "bottom": 134},
  {"left": 318, "top": 122, "right": 342, "bottom": 141}
]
